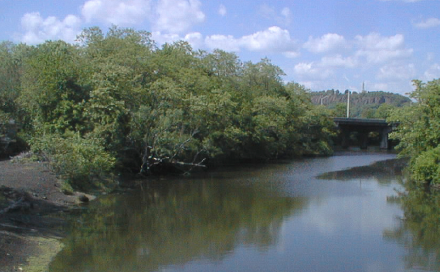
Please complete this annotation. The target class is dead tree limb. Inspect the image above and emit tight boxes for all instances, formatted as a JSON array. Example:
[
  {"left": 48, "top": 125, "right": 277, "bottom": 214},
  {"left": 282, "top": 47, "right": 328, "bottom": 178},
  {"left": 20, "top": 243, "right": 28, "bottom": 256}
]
[{"left": 0, "top": 197, "right": 26, "bottom": 215}]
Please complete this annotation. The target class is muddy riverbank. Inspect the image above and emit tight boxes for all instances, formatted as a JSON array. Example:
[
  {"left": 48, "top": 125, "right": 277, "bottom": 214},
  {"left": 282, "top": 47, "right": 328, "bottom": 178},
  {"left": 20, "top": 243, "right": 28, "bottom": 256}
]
[{"left": 0, "top": 158, "right": 93, "bottom": 272}]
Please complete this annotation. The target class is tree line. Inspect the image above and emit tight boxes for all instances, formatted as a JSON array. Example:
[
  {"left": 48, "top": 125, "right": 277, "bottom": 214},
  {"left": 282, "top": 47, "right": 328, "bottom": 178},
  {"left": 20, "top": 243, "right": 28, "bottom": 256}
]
[
  {"left": 0, "top": 26, "right": 335, "bottom": 190},
  {"left": 2, "top": 26, "right": 438, "bottom": 189}
]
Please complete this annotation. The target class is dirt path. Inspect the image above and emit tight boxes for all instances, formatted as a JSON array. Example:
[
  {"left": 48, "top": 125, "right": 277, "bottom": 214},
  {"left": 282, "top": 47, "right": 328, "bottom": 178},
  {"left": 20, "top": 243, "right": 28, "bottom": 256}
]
[{"left": 0, "top": 158, "right": 89, "bottom": 272}]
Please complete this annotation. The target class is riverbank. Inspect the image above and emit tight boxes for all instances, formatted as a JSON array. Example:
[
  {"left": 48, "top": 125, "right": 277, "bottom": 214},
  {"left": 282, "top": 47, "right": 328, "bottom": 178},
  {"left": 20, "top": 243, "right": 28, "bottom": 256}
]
[{"left": 0, "top": 158, "right": 94, "bottom": 272}]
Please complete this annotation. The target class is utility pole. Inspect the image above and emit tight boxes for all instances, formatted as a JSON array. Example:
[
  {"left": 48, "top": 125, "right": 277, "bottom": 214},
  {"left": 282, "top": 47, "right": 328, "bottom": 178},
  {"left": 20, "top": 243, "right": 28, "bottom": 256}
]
[{"left": 346, "top": 90, "right": 350, "bottom": 118}]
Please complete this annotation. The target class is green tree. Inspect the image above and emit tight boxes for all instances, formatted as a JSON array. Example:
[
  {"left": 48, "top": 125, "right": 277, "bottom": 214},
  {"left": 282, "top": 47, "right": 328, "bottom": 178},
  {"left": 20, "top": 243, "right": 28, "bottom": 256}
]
[
  {"left": 19, "top": 40, "right": 88, "bottom": 134},
  {"left": 389, "top": 79, "right": 440, "bottom": 185},
  {"left": 374, "top": 103, "right": 396, "bottom": 119},
  {"left": 0, "top": 42, "right": 23, "bottom": 116},
  {"left": 3, "top": 26, "right": 337, "bottom": 187},
  {"left": 331, "top": 103, "right": 347, "bottom": 117}
]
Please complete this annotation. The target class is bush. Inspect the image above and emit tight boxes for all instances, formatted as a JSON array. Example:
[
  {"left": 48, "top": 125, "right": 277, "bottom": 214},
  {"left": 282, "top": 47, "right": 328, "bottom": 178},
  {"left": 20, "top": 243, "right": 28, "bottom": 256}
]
[
  {"left": 411, "top": 145, "right": 440, "bottom": 185},
  {"left": 31, "top": 133, "right": 116, "bottom": 190}
]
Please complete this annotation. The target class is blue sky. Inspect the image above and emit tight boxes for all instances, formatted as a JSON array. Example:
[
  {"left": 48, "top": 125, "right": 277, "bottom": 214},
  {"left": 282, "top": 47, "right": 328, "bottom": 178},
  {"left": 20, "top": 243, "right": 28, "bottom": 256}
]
[{"left": 1, "top": 0, "right": 440, "bottom": 95}]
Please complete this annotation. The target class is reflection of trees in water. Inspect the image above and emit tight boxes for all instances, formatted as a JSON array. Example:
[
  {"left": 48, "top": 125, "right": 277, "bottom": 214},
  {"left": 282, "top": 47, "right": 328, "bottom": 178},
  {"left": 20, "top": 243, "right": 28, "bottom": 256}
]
[
  {"left": 317, "top": 158, "right": 407, "bottom": 185},
  {"left": 316, "top": 157, "right": 440, "bottom": 271},
  {"left": 384, "top": 185, "right": 440, "bottom": 271},
  {"left": 50, "top": 178, "right": 305, "bottom": 272}
]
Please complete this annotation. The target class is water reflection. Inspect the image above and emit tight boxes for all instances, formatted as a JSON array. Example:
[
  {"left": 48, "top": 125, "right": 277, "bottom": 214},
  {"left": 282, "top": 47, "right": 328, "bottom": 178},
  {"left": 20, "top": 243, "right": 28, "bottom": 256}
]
[
  {"left": 317, "top": 158, "right": 407, "bottom": 185},
  {"left": 50, "top": 177, "right": 305, "bottom": 272},
  {"left": 384, "top": 185, "right": 440, "bottom": 271},
  {"left": 49, "top": 154, "right": 426, "bottom": 272}
]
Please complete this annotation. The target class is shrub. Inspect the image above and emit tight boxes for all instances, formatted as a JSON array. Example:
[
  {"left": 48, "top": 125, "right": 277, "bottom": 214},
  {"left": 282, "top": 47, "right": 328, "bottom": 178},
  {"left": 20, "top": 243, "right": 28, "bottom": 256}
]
[
  {"left": 31, "top": 133, "right": 116, "bottom": 190},
  {"left": 411, "top": 145, "right": 440, "bottom": 185}
]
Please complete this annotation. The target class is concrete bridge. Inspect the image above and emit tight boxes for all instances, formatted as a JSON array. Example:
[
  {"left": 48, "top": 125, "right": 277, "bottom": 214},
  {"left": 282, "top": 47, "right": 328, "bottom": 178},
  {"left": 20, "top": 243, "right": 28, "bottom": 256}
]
[{"left": 333, "top": 118, "right": 394, "bottom": 150}]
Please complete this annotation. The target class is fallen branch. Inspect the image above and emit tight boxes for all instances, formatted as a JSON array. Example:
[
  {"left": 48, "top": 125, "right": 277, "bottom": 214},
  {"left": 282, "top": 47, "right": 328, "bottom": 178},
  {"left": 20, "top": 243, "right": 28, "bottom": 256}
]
[
  {"left": 0, "top": 197, "right": 29, "bottom": 215},
  {"left": 171, "top": 159, "right": 207, "bottom": 168}
]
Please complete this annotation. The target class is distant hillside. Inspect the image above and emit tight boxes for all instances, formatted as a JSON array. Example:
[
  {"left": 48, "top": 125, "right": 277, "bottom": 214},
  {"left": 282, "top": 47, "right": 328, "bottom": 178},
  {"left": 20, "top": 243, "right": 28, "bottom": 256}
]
[
  {"left": 311, "top": 90, "right": 411, "bottom": 106},
  {"left": 310, "top": 90, "right": 412, "bottom": 118}
]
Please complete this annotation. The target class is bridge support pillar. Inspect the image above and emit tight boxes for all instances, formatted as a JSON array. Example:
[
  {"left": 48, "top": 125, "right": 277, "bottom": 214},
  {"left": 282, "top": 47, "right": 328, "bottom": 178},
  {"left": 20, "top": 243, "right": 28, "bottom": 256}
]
[
  {"left": 380, "top": 128, "right": 390, "bottom": 149},
  {"left": 360, "top": 132, "right": 369, "bottom": 150},
  {"left": 340, "top": 129, "right": 350, "bottom": 149}
]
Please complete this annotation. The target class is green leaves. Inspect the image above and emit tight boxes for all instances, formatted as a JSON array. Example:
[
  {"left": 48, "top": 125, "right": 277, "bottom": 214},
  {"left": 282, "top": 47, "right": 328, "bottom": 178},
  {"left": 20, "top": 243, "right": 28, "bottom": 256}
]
[
  {"left": 19, "top": 40, "right": 88, "bottom": 133},
  {"left": 31, "top": 133, "right": 115, "bottom": 190},
  {"left": 389, "top": 79, "right": 440, "bottom": 185},
  {"left": 2, "top": 26, "right": 337, "bottom": 185}
]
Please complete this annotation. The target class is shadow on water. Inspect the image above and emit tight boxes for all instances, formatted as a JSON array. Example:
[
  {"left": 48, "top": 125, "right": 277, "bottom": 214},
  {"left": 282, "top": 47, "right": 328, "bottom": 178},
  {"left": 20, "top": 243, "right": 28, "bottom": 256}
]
[
  {"left": 317, "top": 158, "right": 408, "bottom": 185},
  {"left": 49, "top": 176, "right": 306, "bottom": 272}
]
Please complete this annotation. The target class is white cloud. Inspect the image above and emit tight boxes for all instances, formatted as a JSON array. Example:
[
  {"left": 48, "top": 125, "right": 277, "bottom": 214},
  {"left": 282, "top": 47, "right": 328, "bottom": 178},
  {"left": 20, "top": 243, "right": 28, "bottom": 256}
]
[
  {"left": 81, "top": 0, "right": 151, "bottom": 25},
  {"left": 280, "top": 7, "right": 292, "bottom": 25},
  {"left": 303, "top": 33, "right": 348, "bottom": 53},
  {"left": 218, "top": 4, "right": 227, "bottom": 16},
  {"left": 283, "top": 51, "right": 300, "bottom": 58},
  {"left": 258, "top": 5, "right": 292, "bottom": 25},
  {"left": 294, "top": 62, "right": 332, "bottom": 80},
  {"left": 205, "top": 26, "right": 299, "bottom": 57},
  {"left": 423, "top": 63, "right": 440, "bottom": 80},
  {"left": 81, "top": 0, "right": 207, "bottom": 33},
  {"left": 151, "top": 31, "right": 181, "bottom": 44},
  {"left": 205, "top": 34, "right": 240, "bottom": 52},
  {"left": 294, "top": 62, "right": 314, "bottom": 75},
  {"left": 81, "top": 0, "right": 204, "bottom": 33},
  {"left": 413, "top": 18, "right": 440, "bottom": 29},
  {"left": 184, "top": 32, "right": 203, "bottom": 49},
  {"left": 240, "top": 26, "right": 297, "bottom": 52},
  {"left": 356, "top": 32, "right": 404, "bottom": 51},
  {"left": 377, "top": 63, "right": 416, "bottom": 80},
  {"left": 281, "top": 7, "right": 291, "bottom": 18},
  {"left": 321, "top": 55, "right": 357, "bottom": 68},
  {"left": 81, "top": 0, "right": 103, "bottom": 22},
  {"left": 155, "top": 0, "right": 205, "bottom": 33},
  {"left": 19, "top": 12, "right": 81, "bottom": 44},
  {"left": 293, "top": 32, "right": 416, "bottom": 93},
  {"left": 152, "top": 31, "right": 204, "bottom": 49},
  {"left": 355, "top": 33, "right": 413, "bottom": 63},
  {"left": 356, "top": 48, "right": 413, "bottom": 64}
]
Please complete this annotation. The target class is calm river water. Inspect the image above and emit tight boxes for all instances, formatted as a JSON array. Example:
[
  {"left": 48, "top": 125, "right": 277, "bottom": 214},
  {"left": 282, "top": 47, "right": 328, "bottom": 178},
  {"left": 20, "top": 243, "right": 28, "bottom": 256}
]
[{"left": 49, "top": 152, "right": 439, "bottom": 272}]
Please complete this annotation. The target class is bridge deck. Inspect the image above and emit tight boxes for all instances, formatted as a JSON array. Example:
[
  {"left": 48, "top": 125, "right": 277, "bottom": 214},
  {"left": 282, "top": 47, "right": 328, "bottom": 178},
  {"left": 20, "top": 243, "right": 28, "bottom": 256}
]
[
  {"left": 333, "top": 117, "right": 388, "bottom": 127},
  {"left": 333, "top": 117, "right": 392, "bottom": 149}
]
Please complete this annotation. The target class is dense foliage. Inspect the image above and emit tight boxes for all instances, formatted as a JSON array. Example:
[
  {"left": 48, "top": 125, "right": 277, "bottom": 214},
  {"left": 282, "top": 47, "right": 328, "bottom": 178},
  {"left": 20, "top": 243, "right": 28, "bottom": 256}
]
[
  {"left": 388, "top": 79, "right": 440, "bottom": 185},
  {"left": 0, "top": 27, "right": 335, "bottom": 189}
]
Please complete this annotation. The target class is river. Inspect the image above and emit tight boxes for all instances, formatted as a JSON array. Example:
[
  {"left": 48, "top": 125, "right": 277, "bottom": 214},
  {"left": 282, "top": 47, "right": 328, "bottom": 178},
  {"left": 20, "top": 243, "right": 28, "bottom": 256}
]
[{"left": 48, "top": 152, "right": 440, "bottom": 272}]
